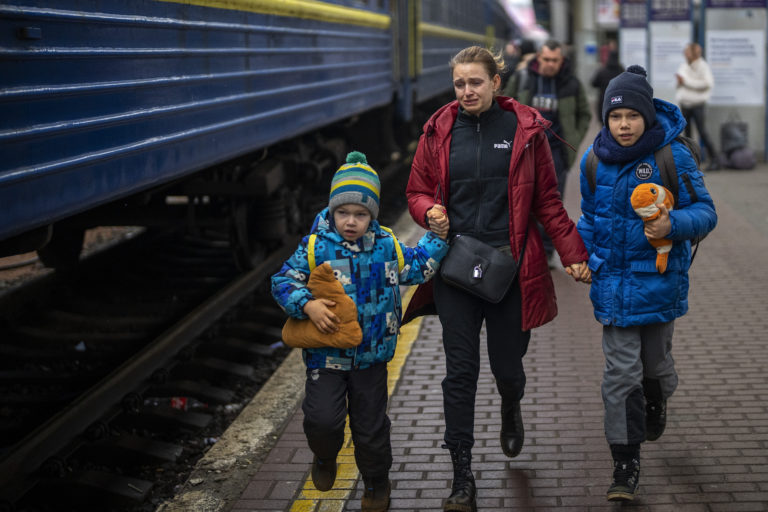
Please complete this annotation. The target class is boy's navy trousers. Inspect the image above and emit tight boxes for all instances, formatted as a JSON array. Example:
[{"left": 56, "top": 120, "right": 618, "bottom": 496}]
[{"left": 302, "top": 363, "right": 392, "bottom": 479}]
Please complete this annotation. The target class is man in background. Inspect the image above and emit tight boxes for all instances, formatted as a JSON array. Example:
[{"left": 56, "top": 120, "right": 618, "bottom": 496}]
[{"left": 503, "top": 39, "right": 592, "bottom": 264}]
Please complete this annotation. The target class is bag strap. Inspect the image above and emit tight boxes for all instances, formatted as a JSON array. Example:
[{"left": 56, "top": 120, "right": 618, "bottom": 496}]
[
  {"left": 516, "top": 225, "right": 530, "bottom": 268},
  {"left": 379, "top": 226, "right": 405, "bottom": 272}
]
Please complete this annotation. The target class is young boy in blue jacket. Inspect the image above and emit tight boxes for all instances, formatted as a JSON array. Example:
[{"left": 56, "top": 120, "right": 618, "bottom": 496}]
[
  {"left": 577, "top": 66, "right": 717, "bottom": 501},
  {"left": 272, "top": 152, "right": 448, "bottom": 511}
]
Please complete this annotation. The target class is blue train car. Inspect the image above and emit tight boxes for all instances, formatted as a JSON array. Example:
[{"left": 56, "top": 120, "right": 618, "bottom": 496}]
[{"left": 0, "top": 0, "right": 518, "bottom": 268}]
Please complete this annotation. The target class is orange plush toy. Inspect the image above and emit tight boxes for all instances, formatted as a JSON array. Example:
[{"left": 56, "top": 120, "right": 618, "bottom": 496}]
[
  {"left": 281, "top": 262, "right": 362, "bottom": 349},
  {"left": 630, "top": 183, "right": 675, "bottom": 273}
]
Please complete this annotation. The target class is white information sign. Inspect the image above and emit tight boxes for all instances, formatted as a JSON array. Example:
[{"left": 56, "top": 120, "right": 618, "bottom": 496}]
[
  {"left": 620, "top": 28, "right": 648, "bottom": 70},
  {"left": 648, "top": 22, "right": 692, "bottom": 103},
  {"left": 707, "top": 30, "right": 765, "bottom": 106}
]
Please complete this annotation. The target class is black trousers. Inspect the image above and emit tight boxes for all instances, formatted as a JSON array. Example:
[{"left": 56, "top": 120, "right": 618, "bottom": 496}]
[
  {"left": 302, "top": 363, "right": 392, "bottom": 478},
  {"left": 682, "top": 104, "right": 718, "bottom": 160},
  {"left": 434, "top": 275, "right": 531, "bottom": 450}
]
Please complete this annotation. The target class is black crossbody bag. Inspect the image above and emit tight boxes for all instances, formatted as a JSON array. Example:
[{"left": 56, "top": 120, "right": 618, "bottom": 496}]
[{"left": 440, "top": 230, "right": 528, "bottom": 303}]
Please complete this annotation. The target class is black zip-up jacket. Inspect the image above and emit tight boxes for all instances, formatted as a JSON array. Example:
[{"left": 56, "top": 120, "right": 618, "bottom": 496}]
[{"left": 447, "top": 102, "right": 518, "bottom": 247}]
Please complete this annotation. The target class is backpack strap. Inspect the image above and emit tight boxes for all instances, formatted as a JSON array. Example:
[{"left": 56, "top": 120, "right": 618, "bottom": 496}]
[
  {"left": 654, "top": 137, "right": 704, "bottom": 263},
  {"left": 655, "top": 137, "right": 701, "bottom": 204},
  {"left": 586, "top": 148, "right": 599, "bottom": 194},
  {"left": 307, "top": 233, "right": 317, "bottom": 272},
  {"left": 379, "top": 226, "right": 405, "bottom": 272},
  {"left": 654, "top": 143, "right": 679, "bottom": 201},
  {"left": 308, "top": 229, "right": 404, "bottom": 273}
]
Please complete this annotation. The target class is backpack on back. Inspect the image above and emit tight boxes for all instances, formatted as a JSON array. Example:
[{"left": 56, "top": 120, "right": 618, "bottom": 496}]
[{"left": 584, "top": 135, "right": 706, "bottom": 261}]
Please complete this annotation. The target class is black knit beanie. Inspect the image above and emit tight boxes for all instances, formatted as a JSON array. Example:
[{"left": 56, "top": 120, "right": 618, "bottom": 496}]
[{"left": 602, "top": 65, "right": 656, "bottom": 127}]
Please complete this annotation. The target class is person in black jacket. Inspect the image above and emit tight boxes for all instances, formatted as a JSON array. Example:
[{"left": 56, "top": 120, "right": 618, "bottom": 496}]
[{"left": 591, "top": 50, "right": 624, "bottom": 121}]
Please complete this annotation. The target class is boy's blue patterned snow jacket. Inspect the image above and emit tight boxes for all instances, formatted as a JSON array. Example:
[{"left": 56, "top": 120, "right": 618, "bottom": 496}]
[{"left": 272, "top": 208, "right": 448, "bottom": 370}]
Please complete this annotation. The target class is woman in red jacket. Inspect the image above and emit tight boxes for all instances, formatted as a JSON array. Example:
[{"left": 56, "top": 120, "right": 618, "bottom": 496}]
[{"left": 404, "top": 46, "right": 589, "bottom": 512}]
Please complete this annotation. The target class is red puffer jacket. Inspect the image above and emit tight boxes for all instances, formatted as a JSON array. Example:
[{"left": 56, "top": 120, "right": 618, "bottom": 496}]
[{"left": 403, "top": 96, "right": 588, "bottom": 331}]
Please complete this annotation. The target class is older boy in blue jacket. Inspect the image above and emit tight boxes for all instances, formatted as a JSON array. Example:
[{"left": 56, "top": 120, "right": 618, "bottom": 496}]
[
  {"left": 272, "top": 152, "right": 448, "bottom": 511},
  {"left": 577, "top": 66, "right": 717, "bottom": 501}
]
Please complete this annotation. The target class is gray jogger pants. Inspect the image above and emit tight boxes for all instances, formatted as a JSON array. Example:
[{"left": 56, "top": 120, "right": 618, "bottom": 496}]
[{"left": 602, "top": 321, "right": 678, "bottom": 445}]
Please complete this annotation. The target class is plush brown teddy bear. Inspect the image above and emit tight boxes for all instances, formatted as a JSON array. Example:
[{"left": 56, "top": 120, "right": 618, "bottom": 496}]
[{"left": 281, "top": 262, "right": 362, "bottom": 348}]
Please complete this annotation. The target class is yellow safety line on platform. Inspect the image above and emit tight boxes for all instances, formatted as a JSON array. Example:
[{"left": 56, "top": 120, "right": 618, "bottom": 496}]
[
  {"left": 289, "top": 286, "right": 423, "bottom": 512},
  {"left": 155, "top": 0, "right": 390, "bottom": 29}
]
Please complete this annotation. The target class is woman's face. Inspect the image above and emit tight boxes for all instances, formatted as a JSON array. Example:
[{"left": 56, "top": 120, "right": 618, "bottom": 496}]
[
  {"left": 608, "top": 108, "right": 645, "bottom": 147},
  {"left": 452, "top": 62, "right": 500, "bottom": 116}
]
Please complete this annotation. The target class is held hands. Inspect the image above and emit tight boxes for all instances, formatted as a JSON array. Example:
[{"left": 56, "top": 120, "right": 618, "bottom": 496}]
[
  {"left": 565, "top": 261, "right": 591, "bottom": 284},
  {"left": 644, "top": 203, "right": 672, "bottom": 239},
  {"left": 427, "top": 204, "right": 449, "bottom": 239},
  {"left": 303, "top": 299, "right": 340, "bottom": 334}
]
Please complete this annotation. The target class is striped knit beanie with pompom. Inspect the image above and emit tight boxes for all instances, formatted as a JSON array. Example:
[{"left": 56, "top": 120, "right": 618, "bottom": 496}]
[{"left": 328, "top": 151, "right": 380, "bottom": 219}]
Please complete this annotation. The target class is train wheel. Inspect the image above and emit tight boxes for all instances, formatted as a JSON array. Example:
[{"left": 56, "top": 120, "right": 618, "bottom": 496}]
[{"left": 36, "top": 226, "right": 84, "bottom": 269}]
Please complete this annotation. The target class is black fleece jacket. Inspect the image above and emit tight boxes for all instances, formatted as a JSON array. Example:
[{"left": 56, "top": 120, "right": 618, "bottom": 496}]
[{"left": 447, "top": 102, "right": 518, "bottom": 247}]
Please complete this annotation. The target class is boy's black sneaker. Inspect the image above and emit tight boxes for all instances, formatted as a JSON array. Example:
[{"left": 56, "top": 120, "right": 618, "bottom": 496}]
[
  {"left": 606, "top": 458, "right": 640, "bottom": 501},
  {"left": 645, "top": 400, "right": 667, "bottom": 441},
  {"left": 311, "top": 456, "right": 337, "bottom": 491}
]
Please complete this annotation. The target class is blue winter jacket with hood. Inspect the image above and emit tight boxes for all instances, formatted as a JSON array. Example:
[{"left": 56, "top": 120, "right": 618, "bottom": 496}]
[
  {"left": 272, "top": 208, "right": 448, "bottom": 370},
  {"left": 577, "top": 99, "right": 717, "bottom": 327}
]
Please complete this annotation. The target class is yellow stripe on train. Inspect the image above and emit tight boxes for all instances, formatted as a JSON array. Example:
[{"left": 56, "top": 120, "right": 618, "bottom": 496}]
[{"left": 155, "top": 0, "right": 391, "bottom": 29}]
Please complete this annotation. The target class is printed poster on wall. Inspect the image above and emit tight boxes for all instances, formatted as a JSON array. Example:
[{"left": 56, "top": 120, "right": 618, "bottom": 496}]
[
  {"left": 619, "top": 0, "right": 648, "bottom": 71},
  {"left": 620, "top": 30, "right": 648, "bottom": 70},
  {"left": 650, "top": 0, "right": 692, "bottom": 20},
  {"left": 649, "top": 23, "right": 692, "bottom": 103},
  {"left": 648, "top": 1, "right": 692, "bottom": 103},
  {"left": 597, "top": 0, "right": 620, "bottom": 25},
  {"left": 705, "top": 0, "right": 766, "bottom": 7},
  {"left": 707, "top": 30, "right": 766, "bottom": 105}
]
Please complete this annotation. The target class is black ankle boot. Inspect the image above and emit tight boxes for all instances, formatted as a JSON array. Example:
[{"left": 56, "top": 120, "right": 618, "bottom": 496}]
[
  {"left": 607, "top": 444, "right": 640, "bottom": 501},
  {"left": 444, "top": 444, "right": 476, "bottom": 512},
  {"left": 311, "top": 455, "right": 337, "bottom": 491},
  {"left": 361, "top": 475, "right": 391, "bottom": 512},
  {"left": 498, "top": 385, "right": 524, "bottom": 458}
]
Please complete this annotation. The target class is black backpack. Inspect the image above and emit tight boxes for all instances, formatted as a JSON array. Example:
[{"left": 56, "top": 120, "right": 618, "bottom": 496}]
[{"left": 585, "top": 135, "right": 706, "bottom": 261}]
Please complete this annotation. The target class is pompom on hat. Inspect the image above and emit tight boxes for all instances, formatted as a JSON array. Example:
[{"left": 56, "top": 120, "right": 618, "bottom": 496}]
[
  {"left": 602, "top": 65, "right": 656, "bottom": 127},
  {"left": 329, "top": 151, "right": 381, "bottom": 219}
]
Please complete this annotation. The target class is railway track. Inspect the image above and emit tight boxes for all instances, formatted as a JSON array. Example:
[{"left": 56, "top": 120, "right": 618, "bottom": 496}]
[
  {"left": 0, "top": 231, "right": 296, "bottom": 511},
  {"left": 0, "top": 150, "right": 413, "bottom": 512}
]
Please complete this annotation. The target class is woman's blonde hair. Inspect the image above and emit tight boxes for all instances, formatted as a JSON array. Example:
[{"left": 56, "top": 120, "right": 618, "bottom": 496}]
[{"left": 449, "top": 46, "right": 506, "bottom": 84}]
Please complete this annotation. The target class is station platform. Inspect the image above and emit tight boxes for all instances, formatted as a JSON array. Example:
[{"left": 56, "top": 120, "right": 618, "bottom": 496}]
[{"left": 159, "top": 153, "right": 768, "bottom": 511}]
